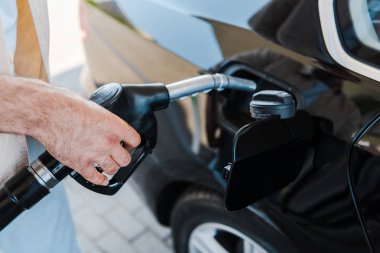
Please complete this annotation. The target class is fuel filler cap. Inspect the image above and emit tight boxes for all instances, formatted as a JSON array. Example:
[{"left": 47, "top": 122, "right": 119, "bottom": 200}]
[{"left": 250, "top": 90, "right": 295, "bottom": 119}]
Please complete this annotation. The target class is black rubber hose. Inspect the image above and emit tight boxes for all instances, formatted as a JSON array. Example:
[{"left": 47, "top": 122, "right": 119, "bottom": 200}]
[
  {"left": 0, "top": 166, "right": 50, "bottom": 231},
  {"left": 0, "top": 188, "right": 24, "bottom": 230}
]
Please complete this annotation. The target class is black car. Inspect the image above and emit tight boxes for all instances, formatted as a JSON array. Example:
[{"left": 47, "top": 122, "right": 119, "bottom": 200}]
[{"left": 82, "top": 0, "right": 380, "bottom": 252}]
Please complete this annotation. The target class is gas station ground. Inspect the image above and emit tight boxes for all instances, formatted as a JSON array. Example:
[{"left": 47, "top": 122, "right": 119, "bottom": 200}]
[{"left": 65, "top": 179, "right": 173, "bottom": 253}]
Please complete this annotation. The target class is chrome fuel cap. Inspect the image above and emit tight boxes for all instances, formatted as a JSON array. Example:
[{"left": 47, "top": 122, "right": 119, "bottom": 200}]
[{"left": 250, "top": 90, "right": 295, "bottom": 119}]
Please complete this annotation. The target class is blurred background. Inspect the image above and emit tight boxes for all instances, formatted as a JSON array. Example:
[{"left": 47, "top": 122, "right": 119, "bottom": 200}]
[{"left": 48, "top": 1, "right": 173, "bottom": 252}]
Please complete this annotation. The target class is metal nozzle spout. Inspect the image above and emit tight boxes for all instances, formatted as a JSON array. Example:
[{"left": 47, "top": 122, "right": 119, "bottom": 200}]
[{"left": 166, "top": 74, "right": 257, "bottom": 101}]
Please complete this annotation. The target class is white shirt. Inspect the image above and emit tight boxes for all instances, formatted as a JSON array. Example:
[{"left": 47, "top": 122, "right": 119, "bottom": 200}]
[
  {"left": 0, "top": 1, "right": 17, "bottom": 56},
  {"left": 0, "top": 0, "right": 50, "bottom": 183},
  {"left": 0, "top": 1, "right": 28, "bottom": 183},
  {"left": 0, "top": 1, "right": 17, "bottom": 75}
]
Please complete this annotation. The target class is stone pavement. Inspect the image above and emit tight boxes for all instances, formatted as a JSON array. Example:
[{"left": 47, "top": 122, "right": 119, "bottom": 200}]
[{"left": 64, "top": 179, "right": 174, "bottom": 253}]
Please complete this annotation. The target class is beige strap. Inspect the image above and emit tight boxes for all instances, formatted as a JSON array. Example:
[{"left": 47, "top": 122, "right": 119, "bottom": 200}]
[
  {"left": 14, "top": 0, "right": 47, "bottom": 81},
  {"left": 28, "top": 0, "right": 50, "bottom": 78}
]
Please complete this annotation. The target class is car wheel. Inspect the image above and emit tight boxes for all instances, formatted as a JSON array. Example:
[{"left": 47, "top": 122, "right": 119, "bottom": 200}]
[{"left": 170, "top": 186, "right": 298, "bottom": 253}]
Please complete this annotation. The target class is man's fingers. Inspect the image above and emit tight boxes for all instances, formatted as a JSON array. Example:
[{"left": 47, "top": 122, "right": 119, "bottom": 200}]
[
  {"left": 98, "top": 156, "right": 119, "bottom": 175},
  {"left": 112, "top": 146, "right": 132, "bottom": 167},
  {"left": 80, "top": 166, "right": 109, "bottom": 186},
  {"left": 122, "top": 124, "right": 141, "bottom": 148}
]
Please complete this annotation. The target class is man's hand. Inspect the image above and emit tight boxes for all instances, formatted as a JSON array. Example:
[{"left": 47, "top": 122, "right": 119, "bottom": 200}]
[{"left": 0, "top": 75, "right": 140, "bottom": 185}]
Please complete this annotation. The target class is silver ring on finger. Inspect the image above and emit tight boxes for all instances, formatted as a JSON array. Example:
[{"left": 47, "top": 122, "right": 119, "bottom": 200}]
[{"left": 92, "top": 162, "right": 103, "bottom": 172}]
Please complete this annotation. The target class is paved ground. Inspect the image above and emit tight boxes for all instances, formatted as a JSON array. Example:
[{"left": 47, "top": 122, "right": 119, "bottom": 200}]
[
  {"left": 64, "top": 179, "right": 173, "bottom": 253},
  {"left": 48, "top": 1, "right": 174, "bottom": 252}
]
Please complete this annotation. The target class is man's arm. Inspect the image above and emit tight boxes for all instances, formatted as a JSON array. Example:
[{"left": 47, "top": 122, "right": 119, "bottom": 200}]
[{"left": 0, "top": 75, "right": 140, "bottom": 185}]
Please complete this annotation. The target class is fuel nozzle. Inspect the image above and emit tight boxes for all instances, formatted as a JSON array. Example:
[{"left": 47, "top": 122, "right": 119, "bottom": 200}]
[
  {"left": 166, "top": 73, "right": 256, "bottom": 100},
  {"left": 0, "top": 74, "right": 257, "bottom": 231},
  {"left": 64, "top": 74, "right": 258, "bottom": 195}
]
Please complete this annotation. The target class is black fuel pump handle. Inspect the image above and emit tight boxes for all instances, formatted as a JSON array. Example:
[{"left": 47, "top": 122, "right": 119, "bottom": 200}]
[
  {"left": 44, "top": 82, "right": 170, "bottom": 195},
  {"left": 70, "top": 82, "right": 169, "bottom": 194}
]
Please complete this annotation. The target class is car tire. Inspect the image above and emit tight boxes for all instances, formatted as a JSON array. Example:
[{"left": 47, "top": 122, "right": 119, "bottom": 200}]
[{"left": 170, "top": 186, "right": 299, "bottom": 253}]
